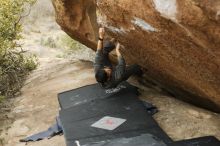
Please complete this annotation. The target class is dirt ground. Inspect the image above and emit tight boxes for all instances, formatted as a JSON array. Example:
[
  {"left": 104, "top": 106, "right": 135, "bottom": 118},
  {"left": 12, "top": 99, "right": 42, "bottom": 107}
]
[
  {"left": 0, "top": 0, "right": 220, "bottom": 146},
  {"left": 0, "top": 58, "right": 96, "bottom": 146}
]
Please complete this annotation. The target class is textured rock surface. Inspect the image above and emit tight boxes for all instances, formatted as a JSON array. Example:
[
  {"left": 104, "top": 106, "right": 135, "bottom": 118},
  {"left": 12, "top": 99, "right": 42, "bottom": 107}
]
[{"left": 52, "top": 0, "right": 220, "bottom": 112}]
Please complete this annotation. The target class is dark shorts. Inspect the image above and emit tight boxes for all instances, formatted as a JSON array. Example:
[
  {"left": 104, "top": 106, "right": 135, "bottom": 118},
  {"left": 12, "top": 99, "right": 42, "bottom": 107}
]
[{"left": 122, "top": 64, "right": 142, "bottom": 80}]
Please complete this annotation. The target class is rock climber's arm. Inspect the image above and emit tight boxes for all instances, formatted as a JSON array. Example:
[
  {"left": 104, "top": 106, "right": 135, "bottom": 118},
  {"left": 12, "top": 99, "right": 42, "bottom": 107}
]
[
  {"left": 94, "top": 28, "right": 105, "bottom": 73},
  {"left": 97, "top": 28, "right": 104, "bottom": 51},
  {"left": 115, "top": 43, "right": 126, "bottom": 80}
]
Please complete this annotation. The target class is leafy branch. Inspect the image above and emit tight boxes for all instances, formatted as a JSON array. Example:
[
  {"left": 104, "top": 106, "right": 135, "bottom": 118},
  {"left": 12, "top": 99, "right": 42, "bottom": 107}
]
[{"left": 0, "top": 0, "right": 38, "bottom": 99}]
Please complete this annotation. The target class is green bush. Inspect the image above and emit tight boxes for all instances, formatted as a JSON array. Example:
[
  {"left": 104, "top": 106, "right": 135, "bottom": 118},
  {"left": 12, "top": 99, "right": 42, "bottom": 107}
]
[
  {"left": 0, "top": 0, "right": 37, "bottom": 98},
  {"left": 59, "top": 34, "right": 87, "bottom": 55},
  {"left": 60, "top": 35, "right": 82, "bottom": 50}
]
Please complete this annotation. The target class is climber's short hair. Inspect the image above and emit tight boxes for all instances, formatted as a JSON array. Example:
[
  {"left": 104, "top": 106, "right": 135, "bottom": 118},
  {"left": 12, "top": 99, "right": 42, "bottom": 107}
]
[{"left": 95, "top": 69, "right": 108, "bottom": 83}]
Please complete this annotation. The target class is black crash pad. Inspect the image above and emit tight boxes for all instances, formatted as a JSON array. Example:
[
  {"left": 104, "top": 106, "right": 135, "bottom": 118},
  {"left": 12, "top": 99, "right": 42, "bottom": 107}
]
[
  {"left": 59, "top": 82, "right": 171, "bottom": 146},
  {"left": 80, "top": 133, "right": 167, "bottom": 146},
  {"left": 58, "top": 82, "right": 138, "bottom": 109},
  {"left": 168, "top": 136, "right": 220, "bottom": 146},
  {"left": 58, "top": 82, "right": 220, "bottom": 146}
]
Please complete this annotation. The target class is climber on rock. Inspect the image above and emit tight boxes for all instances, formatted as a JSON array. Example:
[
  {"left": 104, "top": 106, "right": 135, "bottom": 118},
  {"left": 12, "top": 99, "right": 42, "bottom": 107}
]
[{"left": 94, "top": 27, "right": 143, "bottom": 89}]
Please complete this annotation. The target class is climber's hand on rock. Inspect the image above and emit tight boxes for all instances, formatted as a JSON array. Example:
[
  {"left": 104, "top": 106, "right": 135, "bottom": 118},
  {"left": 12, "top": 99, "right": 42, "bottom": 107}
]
[{"left": 99, "top": 27, "right": 105, "bottom": 39}]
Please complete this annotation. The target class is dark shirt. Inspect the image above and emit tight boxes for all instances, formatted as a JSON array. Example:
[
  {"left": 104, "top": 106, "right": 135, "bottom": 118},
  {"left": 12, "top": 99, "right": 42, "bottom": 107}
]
[{"left": 94, "top": 50, "right": 126, "bottom": 89}]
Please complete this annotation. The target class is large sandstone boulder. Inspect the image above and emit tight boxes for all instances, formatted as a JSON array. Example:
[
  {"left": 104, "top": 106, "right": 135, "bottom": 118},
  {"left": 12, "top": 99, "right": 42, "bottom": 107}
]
[{"left": 52, "top": 0, "right": 220, "bottom": 112}]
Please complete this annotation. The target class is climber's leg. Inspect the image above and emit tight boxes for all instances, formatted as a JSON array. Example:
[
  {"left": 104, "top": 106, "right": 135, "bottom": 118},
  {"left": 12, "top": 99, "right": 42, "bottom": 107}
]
[{"left": 122, "top": 64, "right": 143, "bottom": 81}]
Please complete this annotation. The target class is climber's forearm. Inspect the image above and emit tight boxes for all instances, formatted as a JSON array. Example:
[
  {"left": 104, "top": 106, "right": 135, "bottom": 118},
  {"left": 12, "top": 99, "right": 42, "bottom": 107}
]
[
  {"left": 116, "top": 51, "right": 122, "bottom": 58},
  {"left": 97, "top": 28, "right": 105, "bottom": 51},
  {"left": 97, "top": 39, "right": 103, "bottom": 51},
  {"left": 94, "top": 28, "right": 105, "bottom": 72},
  {"left": 94, "top": 37, "right": 104, "bottom": 73},
  {"left": 116, "top": 42, "right": 122, "bottom": 58}
]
